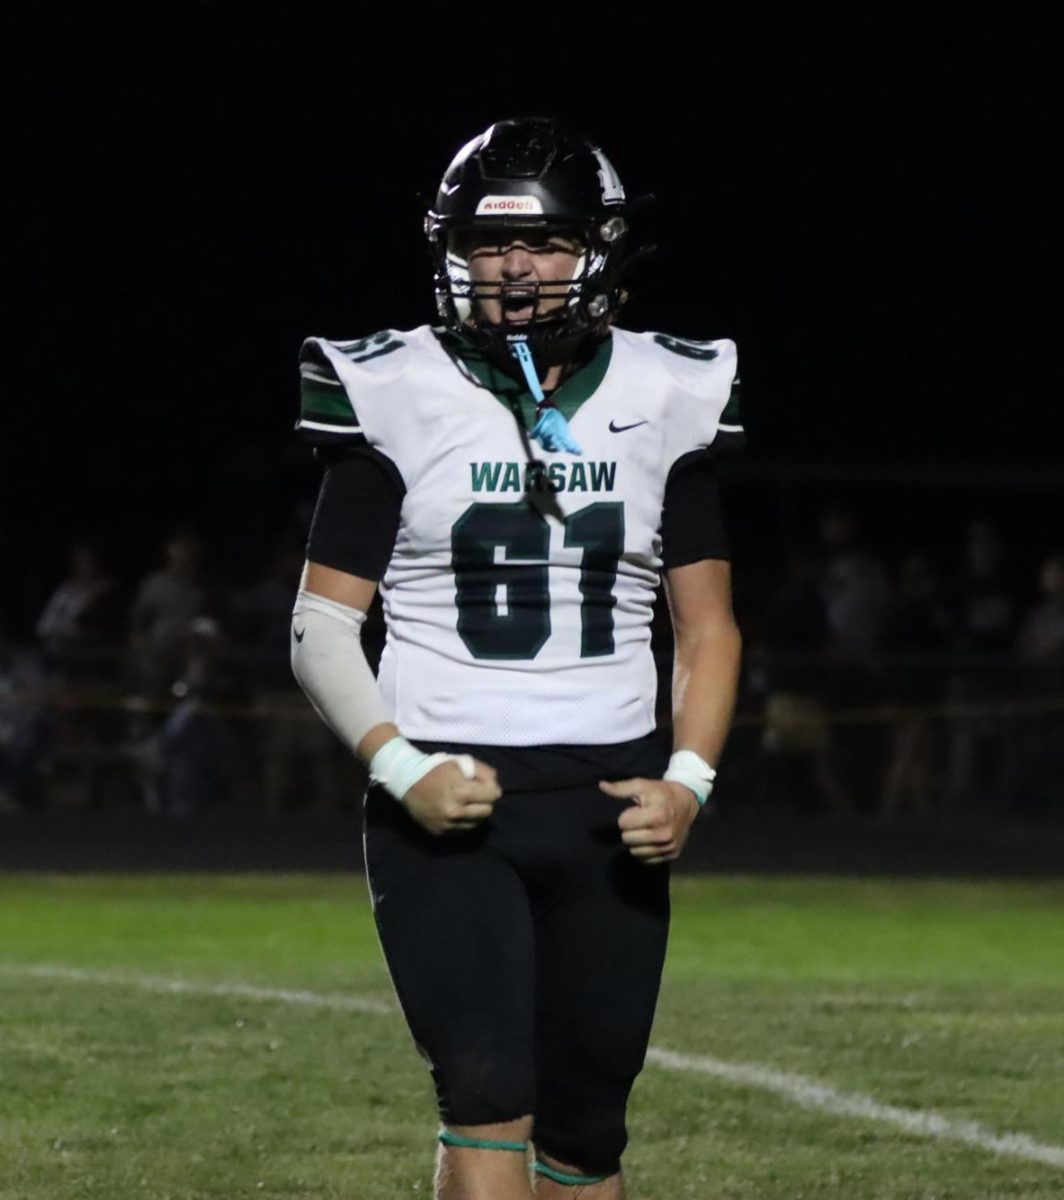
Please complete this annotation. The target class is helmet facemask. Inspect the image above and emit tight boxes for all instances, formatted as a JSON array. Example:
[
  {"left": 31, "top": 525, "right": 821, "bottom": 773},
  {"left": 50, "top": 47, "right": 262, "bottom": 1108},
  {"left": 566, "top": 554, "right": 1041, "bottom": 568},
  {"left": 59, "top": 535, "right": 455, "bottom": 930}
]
[{"left": 430, "top": 215, "right": 628, "bottom": 370}]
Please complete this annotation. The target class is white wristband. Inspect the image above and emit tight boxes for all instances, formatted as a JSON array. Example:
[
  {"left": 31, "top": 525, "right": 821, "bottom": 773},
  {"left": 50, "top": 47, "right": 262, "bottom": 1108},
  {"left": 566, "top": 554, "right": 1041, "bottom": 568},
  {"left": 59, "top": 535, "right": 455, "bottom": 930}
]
[
  {"left": 369, "top": 735, "right": 475, "bottom": 804},
  {"left": 663, "top": 750, "right": 717, "bottom": 808}
]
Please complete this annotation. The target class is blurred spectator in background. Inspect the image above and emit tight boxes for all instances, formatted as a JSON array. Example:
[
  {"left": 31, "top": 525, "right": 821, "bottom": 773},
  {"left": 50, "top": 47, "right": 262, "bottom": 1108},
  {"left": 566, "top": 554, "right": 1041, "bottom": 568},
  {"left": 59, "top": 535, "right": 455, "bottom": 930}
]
[
  {"left": 754, "top": 542, "right": 852, "bottom": 814},
  {"left": 944, "top": 520, "right": 1021, "bottom": 814},
  {"left": 817, "top": 506, "right": 892, "bottom": 808},
  {"left": 158, "top": 616, "right": 245, "bottom": 817},
  {"left": 35, "top": 539, "right": 124, "bottom": 682},
  {"left": 128, "top": 528, "right": 211, "bottom": 697},
  {"left": 818, "top": 506, "right": 891, "bottom": 661},
  {"left": 34, "top": 539, "right": 126, "bottom": 808},
  {"left": 1014, "top": 552, "right": 1064, "bottom": 810},
  {"left": 0, "top": 651, "right": 51, "bottom": 810},
  {"left": 230, "top": 535, "right": 348, "bottom": 815},
  {"left": 879, "top": 553, "right": 953, "bottom": 822},
  {"left": 126, "top": 528, "right": 215, "bottom": 811},
  {"left": 229, "top": 537, "right": 304, "bottom": 691},
  {"left": 1016, "top": 553, "right": 1064, "bottom": 664}
]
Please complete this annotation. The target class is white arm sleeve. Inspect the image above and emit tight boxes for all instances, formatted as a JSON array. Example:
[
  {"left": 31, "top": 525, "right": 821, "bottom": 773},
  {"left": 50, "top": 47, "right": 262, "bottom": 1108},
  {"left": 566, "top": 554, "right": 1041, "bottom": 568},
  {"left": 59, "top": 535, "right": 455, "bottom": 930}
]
[{"left": 290, "top": 589, "right": 393, "bottom": 756}]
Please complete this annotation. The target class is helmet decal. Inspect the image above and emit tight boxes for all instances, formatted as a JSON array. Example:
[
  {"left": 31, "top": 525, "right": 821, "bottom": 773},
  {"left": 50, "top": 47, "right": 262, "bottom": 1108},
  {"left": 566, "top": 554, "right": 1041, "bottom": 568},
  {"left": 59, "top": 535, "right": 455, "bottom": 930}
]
[
  {"left": 475, "top": 195, "right": 545, "bottom": 215},
  {"left": 591, "top": 147, "right": 626, "bottom": 205}
]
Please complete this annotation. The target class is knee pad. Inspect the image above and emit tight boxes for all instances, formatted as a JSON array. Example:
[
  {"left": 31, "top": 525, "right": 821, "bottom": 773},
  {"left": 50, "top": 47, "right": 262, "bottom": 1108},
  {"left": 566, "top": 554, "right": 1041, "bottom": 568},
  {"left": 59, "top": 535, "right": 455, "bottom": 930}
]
[
  {"left": 532, "top": 1110, "right": 625, "bottom": 1181},
  {"left": 431, "top": 1035, "right": 535, "bottom": 1127},
  {"left": 533, "top": 1046, "right": 635, "bottom": 1174}
]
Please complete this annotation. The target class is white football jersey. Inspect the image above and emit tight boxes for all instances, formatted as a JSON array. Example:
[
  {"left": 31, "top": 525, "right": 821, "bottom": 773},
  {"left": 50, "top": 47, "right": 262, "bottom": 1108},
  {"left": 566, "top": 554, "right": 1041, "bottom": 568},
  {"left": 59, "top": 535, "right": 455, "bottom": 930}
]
[{"left": 297, "top": 325, "right": 739, "bottom": 746}]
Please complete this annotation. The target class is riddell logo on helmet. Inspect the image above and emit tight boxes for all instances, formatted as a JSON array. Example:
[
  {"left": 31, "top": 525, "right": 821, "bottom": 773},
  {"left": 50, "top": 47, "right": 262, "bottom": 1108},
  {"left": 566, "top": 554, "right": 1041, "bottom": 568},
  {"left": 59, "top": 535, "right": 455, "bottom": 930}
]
[{"left": 475, "top": 195, "right": 544, "bottom": 215}]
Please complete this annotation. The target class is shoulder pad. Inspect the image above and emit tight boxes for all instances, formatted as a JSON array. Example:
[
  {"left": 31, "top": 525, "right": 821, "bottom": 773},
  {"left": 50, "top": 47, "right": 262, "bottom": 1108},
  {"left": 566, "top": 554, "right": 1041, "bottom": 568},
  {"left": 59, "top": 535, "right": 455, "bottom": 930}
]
[
  {"left": 623, "top": 329, "right": 737, "bottom": 394},
  {"left": 296, "top": 330, "right": 412, "bottom": 449},
  {"left": 627, "top": 330, "right": 743, "bottom": 462},
  {"left": 644, "top": 332, "right": 737, "bottom": 389},
  {"left": 649, "top": 332, "right": 744, "bottom": 455},
  {"left": 296, "top": 337, "right": 362, "bottom": 449}
]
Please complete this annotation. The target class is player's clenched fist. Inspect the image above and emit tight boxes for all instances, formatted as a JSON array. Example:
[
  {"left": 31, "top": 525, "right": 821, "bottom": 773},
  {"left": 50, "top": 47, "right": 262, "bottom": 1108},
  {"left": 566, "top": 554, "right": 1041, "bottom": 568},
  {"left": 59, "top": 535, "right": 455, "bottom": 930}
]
[
  {"left": 600, "top": 777, "right": 701, "bottom": 864},
  {"left": 404, "top": 759, "right": 502, "bottom": 837}
]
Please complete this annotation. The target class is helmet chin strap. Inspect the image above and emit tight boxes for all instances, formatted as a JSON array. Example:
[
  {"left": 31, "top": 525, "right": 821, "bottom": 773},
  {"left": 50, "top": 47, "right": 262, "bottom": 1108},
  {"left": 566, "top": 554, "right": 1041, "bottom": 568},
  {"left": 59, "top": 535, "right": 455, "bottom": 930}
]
[{"left": 510, "top": 339, "right": 583, "bottom": 455}]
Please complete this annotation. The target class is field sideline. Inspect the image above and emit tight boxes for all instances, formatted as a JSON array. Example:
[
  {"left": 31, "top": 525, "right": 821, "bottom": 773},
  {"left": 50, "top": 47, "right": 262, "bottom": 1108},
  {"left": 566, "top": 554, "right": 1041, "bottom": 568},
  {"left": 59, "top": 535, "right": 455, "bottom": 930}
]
[{"left": 1, "top": 874, "right": 1062, "bottom": 1199}]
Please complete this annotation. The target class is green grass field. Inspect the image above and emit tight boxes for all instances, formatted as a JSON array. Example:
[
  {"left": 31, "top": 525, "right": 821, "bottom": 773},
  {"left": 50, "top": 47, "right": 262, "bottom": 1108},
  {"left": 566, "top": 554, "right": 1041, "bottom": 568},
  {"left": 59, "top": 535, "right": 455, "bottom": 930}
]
[{"left": 1, "top": 873, "right": 1062, "bottom": 1199}]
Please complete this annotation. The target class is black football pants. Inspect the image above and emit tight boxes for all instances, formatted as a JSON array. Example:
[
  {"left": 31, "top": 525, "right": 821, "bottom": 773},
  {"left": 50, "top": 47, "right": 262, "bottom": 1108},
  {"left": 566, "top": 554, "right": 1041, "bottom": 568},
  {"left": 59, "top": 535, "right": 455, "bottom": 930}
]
[{"left": 362, "top": 778, "right": 670, "bottom": 1177}]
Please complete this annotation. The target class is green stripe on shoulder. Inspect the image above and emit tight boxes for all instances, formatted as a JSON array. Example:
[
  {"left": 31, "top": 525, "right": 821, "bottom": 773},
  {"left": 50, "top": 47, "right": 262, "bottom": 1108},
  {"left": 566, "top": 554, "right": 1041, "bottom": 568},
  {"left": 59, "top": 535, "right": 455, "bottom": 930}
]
[{"left": 301, "top": 381, "right": 355, "bottom": 421}]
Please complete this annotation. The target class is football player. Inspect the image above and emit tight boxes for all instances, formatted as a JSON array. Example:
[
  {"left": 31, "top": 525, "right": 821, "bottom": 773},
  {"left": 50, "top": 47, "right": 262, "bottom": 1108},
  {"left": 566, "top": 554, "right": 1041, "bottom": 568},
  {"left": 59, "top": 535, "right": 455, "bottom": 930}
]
[{"left": 291, "top": 117, "right": 744, "bottom": 1199}]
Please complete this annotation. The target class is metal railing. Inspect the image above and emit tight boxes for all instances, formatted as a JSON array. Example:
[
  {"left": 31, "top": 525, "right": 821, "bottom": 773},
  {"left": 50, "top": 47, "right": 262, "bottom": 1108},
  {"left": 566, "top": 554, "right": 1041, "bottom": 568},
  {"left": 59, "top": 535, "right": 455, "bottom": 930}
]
[{"left": 2, "top": 643, "right": 1062, "bottom": 821}]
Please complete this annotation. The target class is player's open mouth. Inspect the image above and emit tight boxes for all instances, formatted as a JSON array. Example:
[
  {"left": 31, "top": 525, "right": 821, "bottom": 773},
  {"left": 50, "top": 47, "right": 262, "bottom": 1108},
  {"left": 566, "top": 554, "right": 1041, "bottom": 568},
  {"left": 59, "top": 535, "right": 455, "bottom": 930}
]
[{"left": 502, "top": 289, "right": 536, "bottom": 323}]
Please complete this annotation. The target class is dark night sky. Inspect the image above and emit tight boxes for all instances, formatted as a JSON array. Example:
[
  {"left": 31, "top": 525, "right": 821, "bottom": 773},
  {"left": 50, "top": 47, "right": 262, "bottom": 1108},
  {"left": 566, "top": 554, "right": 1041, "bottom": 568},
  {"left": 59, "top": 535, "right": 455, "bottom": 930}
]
[{"left": 5, "top": 9, "right": 1058, "bottom": 618}]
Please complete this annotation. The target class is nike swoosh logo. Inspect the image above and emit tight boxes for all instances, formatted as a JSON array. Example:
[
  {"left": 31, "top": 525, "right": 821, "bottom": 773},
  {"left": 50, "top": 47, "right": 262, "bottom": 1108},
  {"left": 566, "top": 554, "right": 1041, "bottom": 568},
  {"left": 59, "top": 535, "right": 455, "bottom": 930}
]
[
  {"left": 609, "top": 419, "right": 648, "bottom": 433},
  {"left": 293, "top": 626, "right": 305, "bottom": 643}
]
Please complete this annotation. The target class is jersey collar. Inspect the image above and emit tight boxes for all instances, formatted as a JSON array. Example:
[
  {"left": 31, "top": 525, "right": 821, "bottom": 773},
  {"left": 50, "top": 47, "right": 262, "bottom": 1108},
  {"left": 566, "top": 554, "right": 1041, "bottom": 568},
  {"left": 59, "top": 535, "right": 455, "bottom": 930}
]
[{"left": 433, "top": 328, "right": 613, "bottom": 428}]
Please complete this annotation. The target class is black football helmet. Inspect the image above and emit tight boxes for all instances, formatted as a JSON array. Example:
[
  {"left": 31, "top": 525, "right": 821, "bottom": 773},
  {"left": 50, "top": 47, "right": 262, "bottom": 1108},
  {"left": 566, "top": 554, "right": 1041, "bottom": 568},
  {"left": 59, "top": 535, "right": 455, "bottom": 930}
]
[{"left": 425, "top": 117, "right": 648, "bottom": 369}]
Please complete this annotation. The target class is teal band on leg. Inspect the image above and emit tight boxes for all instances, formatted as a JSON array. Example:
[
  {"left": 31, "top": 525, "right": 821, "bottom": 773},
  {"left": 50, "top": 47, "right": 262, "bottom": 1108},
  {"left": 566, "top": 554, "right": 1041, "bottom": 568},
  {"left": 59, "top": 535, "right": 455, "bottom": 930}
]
[
  {"left": 534, "top": 1159, "right": 611, "bottom": 1186},
  {"left": 438, "top": 1129, "right": 528, "bottom": 1152}
]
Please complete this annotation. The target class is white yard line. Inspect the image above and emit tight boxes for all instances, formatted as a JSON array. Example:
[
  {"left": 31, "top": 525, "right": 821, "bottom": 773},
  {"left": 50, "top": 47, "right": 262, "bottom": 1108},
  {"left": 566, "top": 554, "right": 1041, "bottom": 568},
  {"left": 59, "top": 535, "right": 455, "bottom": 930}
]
[
  {"left": 0, "top": 962, "right": 392, "bottom": 1014},
  {"left": 3, "top": 961, "right": 1062, "bottom": 1169},
  {"left": 645, "top": 1047, "right": 1064, "bottom": 1168}
]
